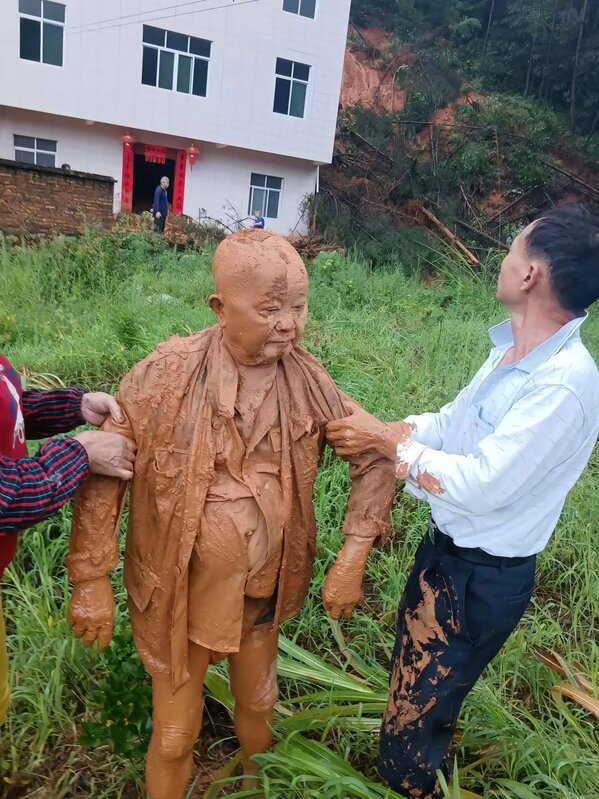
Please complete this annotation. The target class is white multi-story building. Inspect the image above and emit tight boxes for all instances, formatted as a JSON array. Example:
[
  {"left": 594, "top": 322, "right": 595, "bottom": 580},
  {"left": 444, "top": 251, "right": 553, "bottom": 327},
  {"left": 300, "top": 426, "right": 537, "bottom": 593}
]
[{"left": 0, "top": 0, "right": 351, "bottom": 234}]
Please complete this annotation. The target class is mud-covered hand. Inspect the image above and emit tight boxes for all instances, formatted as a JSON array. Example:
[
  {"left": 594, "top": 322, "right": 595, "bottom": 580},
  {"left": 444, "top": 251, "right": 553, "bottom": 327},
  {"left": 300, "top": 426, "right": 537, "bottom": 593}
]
[
  {"left": 323, "top": 532, "right": 375, "bottom": 620},
  {"left": 326, "top": 407, "right": 403, "bottom": 461},
  {"left": 67, "top": 576, "right": 114, "bottom": 648},
  {"left": 322, "top": 554, "right": 366, "bottom": 619}
]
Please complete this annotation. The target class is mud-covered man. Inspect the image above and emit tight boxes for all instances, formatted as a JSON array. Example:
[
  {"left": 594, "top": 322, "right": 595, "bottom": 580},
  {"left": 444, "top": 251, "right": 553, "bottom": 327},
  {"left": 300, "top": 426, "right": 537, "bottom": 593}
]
[
  {"left": 327, "top": 205, "right": 599, "bottom": 798},
  {"left": 65, "top": 230, "right": 395, "bottom": 799}
]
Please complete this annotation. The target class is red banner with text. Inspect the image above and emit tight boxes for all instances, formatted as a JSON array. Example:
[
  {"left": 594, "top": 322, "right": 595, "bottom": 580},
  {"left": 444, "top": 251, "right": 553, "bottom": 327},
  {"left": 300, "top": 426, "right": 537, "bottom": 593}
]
[
  {"left": 172, "top": 150, "right": 186, "bottom": 215},
  {"left": 144, "top": 144, "right": 166, "bottom": 164},
  {"left": 121, "top": 143, "right": 134, "bottom": 213}
]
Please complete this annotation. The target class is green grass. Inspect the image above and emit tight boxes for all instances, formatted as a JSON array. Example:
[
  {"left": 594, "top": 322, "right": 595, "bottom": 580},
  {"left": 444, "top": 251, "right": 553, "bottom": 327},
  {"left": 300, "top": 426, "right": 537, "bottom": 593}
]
[{"left": 0, "top": 232, "right": 598, "bottom": 798}]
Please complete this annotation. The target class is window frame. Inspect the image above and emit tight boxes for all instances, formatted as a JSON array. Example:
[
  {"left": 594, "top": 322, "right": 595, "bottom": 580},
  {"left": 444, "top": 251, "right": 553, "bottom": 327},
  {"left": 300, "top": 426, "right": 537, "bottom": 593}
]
[
  {"left": 19, "top": 0, "right": 65, "bottom": 67},
  {"left": 282, "top": 0, "right": 316, "bottom": 19},
  {"left": 248, "top": 173, "right": 284, "bottom": 220},
  {"left": 141, "top": 25, "right": 212, "bottom": 98},
  {"left": 273, "top": 58, "right": 311, "bottom": 118},
  {"left": 14, "top": 134, "right": 58, "bottom": 168}
]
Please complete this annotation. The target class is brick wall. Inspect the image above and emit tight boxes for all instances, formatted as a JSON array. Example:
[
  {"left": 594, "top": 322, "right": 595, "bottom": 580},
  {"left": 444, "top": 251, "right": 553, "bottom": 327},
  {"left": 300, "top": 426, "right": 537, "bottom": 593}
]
[{"left": 0, "top": 159, "right": 115, "bottom": 235}]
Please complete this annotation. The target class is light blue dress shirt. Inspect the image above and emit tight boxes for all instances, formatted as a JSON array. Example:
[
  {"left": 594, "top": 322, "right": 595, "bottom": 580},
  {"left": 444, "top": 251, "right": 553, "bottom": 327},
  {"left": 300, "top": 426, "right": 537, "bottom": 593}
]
[{"left": 402, "top": 315, "right": 599, "bottom": 557}]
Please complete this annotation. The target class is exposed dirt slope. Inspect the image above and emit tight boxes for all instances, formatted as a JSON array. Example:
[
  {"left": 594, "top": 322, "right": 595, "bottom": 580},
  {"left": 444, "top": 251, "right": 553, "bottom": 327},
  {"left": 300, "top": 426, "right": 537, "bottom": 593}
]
[{"left": 340, "top": 27, "right": 408, "bottom": 114}]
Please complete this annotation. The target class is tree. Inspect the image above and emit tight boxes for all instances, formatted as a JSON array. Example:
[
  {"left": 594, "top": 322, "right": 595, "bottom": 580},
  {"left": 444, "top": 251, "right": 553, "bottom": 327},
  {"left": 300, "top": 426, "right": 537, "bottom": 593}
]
[{"left": 571, "top": 0, "right": 589, "bottom": 131}]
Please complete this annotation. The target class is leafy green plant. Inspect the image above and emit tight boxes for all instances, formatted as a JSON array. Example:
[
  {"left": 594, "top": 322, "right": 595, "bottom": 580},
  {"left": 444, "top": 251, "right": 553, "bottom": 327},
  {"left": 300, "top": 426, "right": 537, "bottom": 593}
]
[{"left": 79, "top": 629, "right": 152, "bottom": 759}]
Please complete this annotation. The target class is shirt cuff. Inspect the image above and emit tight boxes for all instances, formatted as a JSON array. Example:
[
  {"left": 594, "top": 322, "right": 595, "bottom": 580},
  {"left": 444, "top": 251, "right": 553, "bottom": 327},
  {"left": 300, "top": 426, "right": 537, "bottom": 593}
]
[
  {"left": 67, "top": 436, "right": 90, "bottom": 470},
  {"left": 395, "top": 438, "right": 428, "bottom": 479},
  {"left": 67, "top": 387, "right": 86, "bottom": 426}
]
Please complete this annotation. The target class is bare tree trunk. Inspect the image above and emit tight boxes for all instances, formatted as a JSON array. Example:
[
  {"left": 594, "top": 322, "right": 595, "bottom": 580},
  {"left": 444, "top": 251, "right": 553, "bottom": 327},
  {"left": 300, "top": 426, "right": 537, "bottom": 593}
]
[
  {"left": 482, "top": 0, "right": 497, "bottom": 61},
  {"left": 540, "top": 0, "right": 560, "bottom": 104},
  {"left": 525, "top": 2, "right": 543, "bottom": 97},
  {"left": 587, "top": 104, "right": 599, "bottom": 139},
  {"left": 570, "top": 0, "right": 589, "bottom": 132}
]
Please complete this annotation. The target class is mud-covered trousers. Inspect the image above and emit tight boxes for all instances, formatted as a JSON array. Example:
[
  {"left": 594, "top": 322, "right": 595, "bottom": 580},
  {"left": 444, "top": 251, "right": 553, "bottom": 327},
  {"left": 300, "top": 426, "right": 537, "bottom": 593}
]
[{"left": 378, "top": 522, "right": 536, "bottom": 798}]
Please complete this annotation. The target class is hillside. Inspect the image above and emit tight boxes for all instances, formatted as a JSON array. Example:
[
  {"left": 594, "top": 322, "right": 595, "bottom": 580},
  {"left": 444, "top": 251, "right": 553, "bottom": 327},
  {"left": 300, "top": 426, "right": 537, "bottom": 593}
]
[{"left": 314, "top": 7, "right": 599, "bottom": 266}]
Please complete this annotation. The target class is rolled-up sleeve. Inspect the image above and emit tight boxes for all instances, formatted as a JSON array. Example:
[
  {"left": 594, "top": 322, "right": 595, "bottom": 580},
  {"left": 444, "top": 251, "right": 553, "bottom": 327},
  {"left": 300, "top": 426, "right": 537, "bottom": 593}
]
[{"left": 398, "top": 385, "right": 586, "bottom": 517}]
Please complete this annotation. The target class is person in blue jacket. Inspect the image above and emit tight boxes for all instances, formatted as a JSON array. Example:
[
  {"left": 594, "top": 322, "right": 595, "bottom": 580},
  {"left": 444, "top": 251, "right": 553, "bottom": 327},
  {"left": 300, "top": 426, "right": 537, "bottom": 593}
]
[
  {"left": 252, "top": 210, "right": 265, "bottom": 229},
  {"left": 152, "top": 176, "right": 170, "bottom": 234}
]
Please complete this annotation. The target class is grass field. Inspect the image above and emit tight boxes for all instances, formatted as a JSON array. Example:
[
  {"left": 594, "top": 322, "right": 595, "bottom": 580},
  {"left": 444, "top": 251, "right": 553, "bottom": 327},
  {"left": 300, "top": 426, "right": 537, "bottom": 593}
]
[{"left": 0, "top": 231, "right": 598, "bottom": 799}]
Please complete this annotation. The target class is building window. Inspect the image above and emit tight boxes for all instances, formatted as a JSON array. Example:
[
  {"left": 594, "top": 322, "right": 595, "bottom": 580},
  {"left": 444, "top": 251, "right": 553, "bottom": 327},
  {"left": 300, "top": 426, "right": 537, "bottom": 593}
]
[
  {"left": 14, "top": 135, "right": 57, "bottom": 167},
  {"left": 273, "top": 58, "right": 310, "bottom": 118},
  {"left": 248, "top": 174, "right": 283, "bottom": 219},
  {"left": 141, "top": 25, "right": 211, "bottom": 97},
  {"left": 19, "top": 0, "right": 65, "bottom": 66},
  {"left": 282, "top": 0, "right": 316, "bottom": 18}
]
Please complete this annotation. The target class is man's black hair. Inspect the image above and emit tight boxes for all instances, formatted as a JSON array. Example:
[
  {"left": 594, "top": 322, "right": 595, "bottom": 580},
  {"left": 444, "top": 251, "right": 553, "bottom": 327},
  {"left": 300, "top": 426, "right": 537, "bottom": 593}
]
[{"left": 526, "top": 205, "right": 599, "bottom": 313}]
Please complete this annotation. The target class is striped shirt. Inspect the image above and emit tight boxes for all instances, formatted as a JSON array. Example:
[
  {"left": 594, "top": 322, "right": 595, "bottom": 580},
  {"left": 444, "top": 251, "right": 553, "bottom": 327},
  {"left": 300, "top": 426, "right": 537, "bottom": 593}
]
[
  {"left": 400, "top": 315, "right": 599, "bottom": 557},
  {"left": 0, "top": 364, "right": 89, "bottom": 575}
]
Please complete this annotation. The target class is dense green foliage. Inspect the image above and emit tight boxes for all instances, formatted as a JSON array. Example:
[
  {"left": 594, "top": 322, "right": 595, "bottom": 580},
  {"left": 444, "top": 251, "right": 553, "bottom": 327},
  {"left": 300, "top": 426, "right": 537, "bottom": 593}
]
[
  {"left": 350, "top": 0, "right": 599, "bottom": 135},
  {"left": 1, "top": 233, "right": 598, "bottom": 797}
]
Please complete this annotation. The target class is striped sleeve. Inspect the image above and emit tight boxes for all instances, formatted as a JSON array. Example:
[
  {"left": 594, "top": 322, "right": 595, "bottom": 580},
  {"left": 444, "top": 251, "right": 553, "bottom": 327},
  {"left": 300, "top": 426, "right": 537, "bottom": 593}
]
[
  {"left": 0, "top": 439, "right": 89, "bottom": 531},
  {"left": 23, "top": 387, "right": 85, "bottom": 438}
]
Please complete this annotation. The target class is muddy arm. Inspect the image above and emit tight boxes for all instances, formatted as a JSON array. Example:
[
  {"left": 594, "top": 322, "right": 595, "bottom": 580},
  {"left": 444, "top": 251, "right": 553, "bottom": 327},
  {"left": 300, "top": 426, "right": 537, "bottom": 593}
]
[
  {"left": 65, "top": 375, "right": 139, "bottom": 649},
  {"left": 322, "top": 392, "right": 396, "bottom": 619},
  {"left": 65, "top": 395, "right": 135, "bottom": 583}
]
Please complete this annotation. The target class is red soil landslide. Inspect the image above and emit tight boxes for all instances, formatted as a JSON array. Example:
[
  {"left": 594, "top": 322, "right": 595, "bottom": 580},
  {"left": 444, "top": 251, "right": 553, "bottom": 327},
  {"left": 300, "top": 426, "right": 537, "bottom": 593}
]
[{"left": 341, "top": 27, "right": 408, "bottom": 114}]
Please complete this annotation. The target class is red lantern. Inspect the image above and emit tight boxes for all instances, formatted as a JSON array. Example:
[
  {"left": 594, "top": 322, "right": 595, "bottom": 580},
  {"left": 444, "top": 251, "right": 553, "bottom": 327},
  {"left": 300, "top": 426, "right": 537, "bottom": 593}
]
[
  {"left": 121, "top": 133, "right": 135, "bottom": 147},
  {"left": 186, "top": 144, "right": 199, "bottom": 169}
]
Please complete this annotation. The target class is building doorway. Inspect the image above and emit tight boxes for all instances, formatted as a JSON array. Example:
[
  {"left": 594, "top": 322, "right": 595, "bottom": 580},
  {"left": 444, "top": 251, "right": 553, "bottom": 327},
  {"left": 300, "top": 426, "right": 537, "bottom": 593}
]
[{"left": 132, "top": 154, "right": 175, "bottom": 214}]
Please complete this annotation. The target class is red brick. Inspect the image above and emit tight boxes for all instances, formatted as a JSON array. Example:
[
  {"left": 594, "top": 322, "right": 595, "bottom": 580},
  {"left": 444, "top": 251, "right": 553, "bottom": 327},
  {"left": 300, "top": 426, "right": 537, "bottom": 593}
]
[{"left": 0, "top": 159, "right": 115, "bottom": 235}]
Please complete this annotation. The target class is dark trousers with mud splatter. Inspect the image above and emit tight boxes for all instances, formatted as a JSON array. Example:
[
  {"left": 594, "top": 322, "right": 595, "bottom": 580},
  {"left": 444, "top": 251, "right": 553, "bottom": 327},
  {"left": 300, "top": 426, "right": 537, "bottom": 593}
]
[{"left": 378, "top": 524, "right": 535, "bottom": 798}]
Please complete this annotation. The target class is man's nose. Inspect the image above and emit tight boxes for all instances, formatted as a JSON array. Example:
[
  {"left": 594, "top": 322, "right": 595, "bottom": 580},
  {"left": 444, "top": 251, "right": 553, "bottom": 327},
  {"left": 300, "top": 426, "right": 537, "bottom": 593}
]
[{"left": 276, "top": 312, "right": 294, "bottom": 331}]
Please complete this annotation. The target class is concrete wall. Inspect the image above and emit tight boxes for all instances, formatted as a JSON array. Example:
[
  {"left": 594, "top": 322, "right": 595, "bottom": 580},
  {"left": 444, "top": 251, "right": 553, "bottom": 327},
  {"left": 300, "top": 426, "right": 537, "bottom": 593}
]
[
  {"left": 0, "top": 159, "right": 114, "bottom": 235},
  {"left": 0, "top": 0, "right": 351, "bottom": 164},
  {"left": 0, "top": 107, "right": 317, "bottom": 234}
]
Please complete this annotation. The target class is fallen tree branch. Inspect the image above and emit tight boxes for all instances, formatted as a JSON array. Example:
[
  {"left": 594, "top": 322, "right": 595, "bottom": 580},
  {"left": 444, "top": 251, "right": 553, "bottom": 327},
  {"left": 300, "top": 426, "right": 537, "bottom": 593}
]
[
  {"left": 454, "top": 218, "right": 509, "bottom": 251},
  {"left": 487, "top": 185, "right": 540, "bottom": 224},
  {"left": 459, "top": 183, "right": 480, "bottom": 221},
  {"left": 414, "top": 205, "right": 481, "bottom": 266},
  {"left": 541, "top": 160, "right": 599, "bottom": 198},
  {"left": 348, "top": 130, "right": 398, "bottom": 166}
]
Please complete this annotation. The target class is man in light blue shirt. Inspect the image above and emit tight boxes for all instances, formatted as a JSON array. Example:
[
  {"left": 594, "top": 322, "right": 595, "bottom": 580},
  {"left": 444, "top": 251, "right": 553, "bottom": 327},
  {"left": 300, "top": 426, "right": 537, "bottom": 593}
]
[{"left": 326, "top": 206, "right": 599, "bottom": 798}]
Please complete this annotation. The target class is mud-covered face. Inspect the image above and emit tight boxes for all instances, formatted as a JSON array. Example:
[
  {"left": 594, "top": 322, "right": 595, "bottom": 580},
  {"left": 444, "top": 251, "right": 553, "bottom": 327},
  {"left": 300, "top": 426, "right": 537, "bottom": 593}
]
[{"left": 211, "top": 262, "right": 308, "bottom": 366}]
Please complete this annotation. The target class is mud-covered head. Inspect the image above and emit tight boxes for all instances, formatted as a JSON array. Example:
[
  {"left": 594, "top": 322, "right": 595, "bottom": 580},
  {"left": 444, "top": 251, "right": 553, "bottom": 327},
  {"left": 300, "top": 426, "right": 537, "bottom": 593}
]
[{"left": 209, "top": 229, "right": 308, "bottom": 366}]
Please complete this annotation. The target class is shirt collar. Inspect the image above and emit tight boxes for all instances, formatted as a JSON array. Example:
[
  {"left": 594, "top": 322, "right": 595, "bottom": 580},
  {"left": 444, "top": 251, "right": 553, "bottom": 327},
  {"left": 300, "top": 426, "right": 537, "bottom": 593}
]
[{"left": 488, "top": 313, "right": 588, "bottom": 374}]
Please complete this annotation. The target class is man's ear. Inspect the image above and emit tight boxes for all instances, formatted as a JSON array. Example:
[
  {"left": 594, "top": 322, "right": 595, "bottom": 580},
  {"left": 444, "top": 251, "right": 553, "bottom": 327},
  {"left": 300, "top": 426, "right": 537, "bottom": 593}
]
[
  {"left": 208, "top": 294, "right": 226, "bottom": 326},
  {"left": 521, "top": 260, "right": 543, "bottom": 293}
]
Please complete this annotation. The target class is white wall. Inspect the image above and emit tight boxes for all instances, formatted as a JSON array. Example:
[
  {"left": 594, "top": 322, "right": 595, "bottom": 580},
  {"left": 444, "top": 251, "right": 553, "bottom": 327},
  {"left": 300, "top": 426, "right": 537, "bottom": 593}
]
[
  {"left": 0, "top": 107, "right": 315, "bottom": 234},
  {"left": 0, "top": 0, "right": 351, "bottom": 164},
  {"left": 0, "top": 108, "right": 124, "bottom": 211},
  {"left": 186, "top": 145, "right": 315, "bottom": 235}
]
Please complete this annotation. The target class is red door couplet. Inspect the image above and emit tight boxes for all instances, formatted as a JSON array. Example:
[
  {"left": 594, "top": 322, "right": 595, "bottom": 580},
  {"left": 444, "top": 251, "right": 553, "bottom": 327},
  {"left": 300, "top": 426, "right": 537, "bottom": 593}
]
[
  {"left": 121, "top": 141, "right": 134, "bottom": 213},
  {"left": 120, "top": 143, "right": 186, "bottom": 215},
  {"left": 172, "top": 150, "right": 186, "bottom": 215}
]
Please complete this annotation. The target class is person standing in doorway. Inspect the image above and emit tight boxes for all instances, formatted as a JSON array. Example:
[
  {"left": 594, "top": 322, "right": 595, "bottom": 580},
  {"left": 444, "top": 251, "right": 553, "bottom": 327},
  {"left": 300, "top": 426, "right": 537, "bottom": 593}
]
[
  {"left": 152, "top": 176, "right": 169, "bottom": 234},
  {"left": 252, "top": 210, "right": 265, "bottom": 229},
  {"left": 325, "top": 205, "right": 599, "bottom": 798}
]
